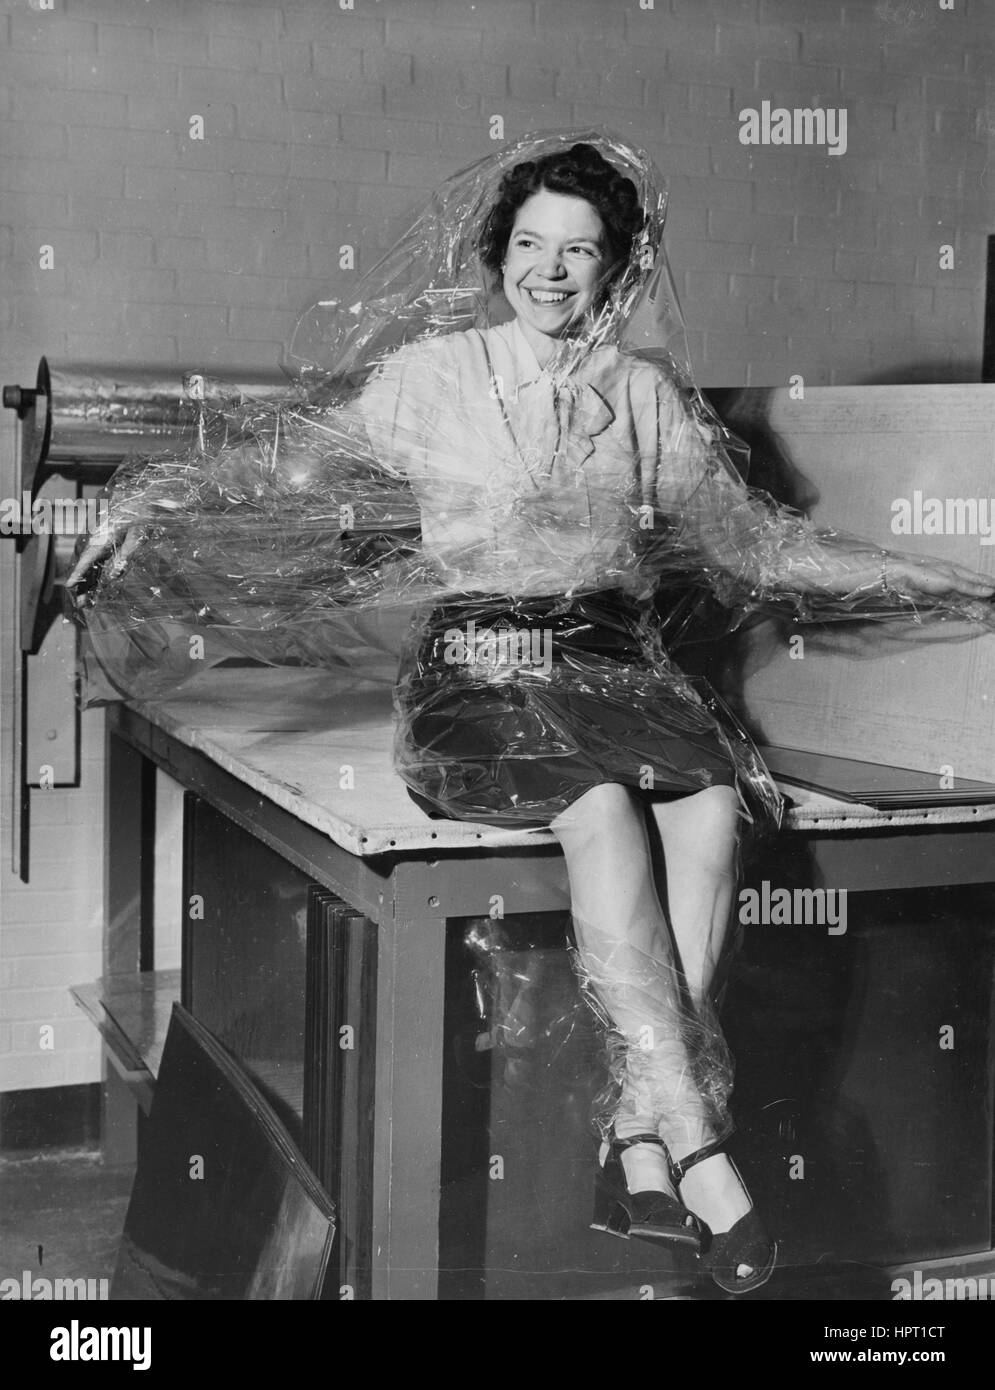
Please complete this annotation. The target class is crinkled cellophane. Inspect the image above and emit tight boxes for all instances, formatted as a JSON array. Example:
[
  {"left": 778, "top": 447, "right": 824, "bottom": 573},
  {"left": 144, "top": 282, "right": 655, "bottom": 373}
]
[{"left": 67, "top": 129, "right": 995, "bottom": 1157}]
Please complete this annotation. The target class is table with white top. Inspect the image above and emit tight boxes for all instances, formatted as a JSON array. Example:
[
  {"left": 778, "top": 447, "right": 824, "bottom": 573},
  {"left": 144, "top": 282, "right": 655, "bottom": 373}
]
[{"left": 94, "top": 664, "right": 995, "bottom": 1300}]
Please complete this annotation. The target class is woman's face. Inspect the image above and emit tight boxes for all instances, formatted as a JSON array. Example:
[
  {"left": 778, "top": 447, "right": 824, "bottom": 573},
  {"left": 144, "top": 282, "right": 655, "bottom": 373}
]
[{"left": 502, "top": 189, "right": 607, "bottom": 351}]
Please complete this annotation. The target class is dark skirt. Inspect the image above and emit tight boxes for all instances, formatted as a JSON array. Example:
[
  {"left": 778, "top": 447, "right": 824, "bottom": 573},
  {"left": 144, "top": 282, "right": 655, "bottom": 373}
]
[{"left": 392, "top": 589, "right": 781, "bottom": 830}]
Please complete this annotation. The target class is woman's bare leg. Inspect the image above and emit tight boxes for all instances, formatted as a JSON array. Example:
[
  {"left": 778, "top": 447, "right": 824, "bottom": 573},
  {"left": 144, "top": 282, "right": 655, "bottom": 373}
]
[
  {"left": 649, "top": 785, "right": 741, "bottom": 1011},
  {"left": 549, "top": 783, "right": 723, "bottom": 1193},
  {"left": 648, "top": 786, "right": 757, "bottom": 1257}
]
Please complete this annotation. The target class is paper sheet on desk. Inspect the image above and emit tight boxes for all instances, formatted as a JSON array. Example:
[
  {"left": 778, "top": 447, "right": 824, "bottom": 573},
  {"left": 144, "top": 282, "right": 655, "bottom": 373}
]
[{"left": 760, "top": 744, "right": 995, "bottom": 809}]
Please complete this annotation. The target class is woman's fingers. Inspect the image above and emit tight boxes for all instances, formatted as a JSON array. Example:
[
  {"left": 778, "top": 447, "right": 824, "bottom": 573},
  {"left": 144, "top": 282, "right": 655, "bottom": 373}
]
[
  {"left": 108, "top": 524, "right": 143, "bottom": 577},
  {"left": 66, "top": 522, "right": 138, "bottom": 590},
  {"left": 946, "top": 561, "right": 995, "bottom": 597},
  {"left": 959, "top": 576, "right": 995, "bottom": 598},
  {"left": 892, "top": 557, "right": 995, "bottom": 600},
  {"left": 66, "top": 536, "right": 112, "bottom": 590}
]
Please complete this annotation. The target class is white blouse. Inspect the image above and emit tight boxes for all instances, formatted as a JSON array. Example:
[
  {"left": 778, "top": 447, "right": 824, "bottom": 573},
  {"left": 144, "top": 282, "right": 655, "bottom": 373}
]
[{"left": 355, "top": 318, "right": 749, "bottom": 598}]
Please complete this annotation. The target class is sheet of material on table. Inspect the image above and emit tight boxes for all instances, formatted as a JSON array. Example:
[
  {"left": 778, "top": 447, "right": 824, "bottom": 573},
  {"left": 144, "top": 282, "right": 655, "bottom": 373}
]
[
  {"left": 72, "top": 972, "right": 303, "bottom": 1116},
  {"left": 71, "top": 971, "right": 182, "bottom": 1105},
  {"left": 729, "top": 385, "right": 995, "bottom": 780},
  {"left": 124, "top": 665, "right": 995, "bottom": 859}
]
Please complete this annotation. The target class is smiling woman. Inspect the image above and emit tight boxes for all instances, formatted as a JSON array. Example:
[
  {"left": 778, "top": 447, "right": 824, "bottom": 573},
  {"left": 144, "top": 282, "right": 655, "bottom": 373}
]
[{"left": 356, "top": 142, "right": 782, "bottom": 1289}]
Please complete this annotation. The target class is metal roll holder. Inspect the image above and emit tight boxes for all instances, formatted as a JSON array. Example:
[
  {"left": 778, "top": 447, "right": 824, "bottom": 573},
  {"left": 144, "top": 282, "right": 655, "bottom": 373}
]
[{"left": 1, "top": 358, "right": 288, "bottom": 880}]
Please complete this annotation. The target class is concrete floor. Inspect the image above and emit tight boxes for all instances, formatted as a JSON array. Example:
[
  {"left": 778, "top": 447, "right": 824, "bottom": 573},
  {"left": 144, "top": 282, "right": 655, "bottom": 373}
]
[
  {"left": 0, "top": 1149, "right": 133, "bottom": 1298},
  {"left": 0, "top": 1145, "right": 901, "bottom": 1299}
]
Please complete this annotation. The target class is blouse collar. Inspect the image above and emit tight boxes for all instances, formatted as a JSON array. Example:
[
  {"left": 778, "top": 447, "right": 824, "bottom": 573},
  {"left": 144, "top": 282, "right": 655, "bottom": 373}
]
[
  {"left": 506, "top": 317, "right": 597, "bottom": 393},
  {"left": 509, "top": 317, "right": 544, "bottom": 386}
]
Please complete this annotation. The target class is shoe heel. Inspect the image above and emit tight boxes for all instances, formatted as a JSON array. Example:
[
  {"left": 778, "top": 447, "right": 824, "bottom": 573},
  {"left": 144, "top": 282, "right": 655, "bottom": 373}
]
[{"left": 590, "top": 1181, "right": 630, "bottom": 1240}]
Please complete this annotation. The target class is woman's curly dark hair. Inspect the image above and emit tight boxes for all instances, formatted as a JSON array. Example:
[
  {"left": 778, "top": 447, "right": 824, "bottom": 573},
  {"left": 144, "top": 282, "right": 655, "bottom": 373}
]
[{"left": 478, "top": 142, "right": 645, "bottom": 282}]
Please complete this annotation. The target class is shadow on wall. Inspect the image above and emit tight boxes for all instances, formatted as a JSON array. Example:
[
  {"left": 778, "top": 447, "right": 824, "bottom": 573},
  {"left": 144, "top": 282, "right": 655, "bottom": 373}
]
[{"left": 705, "top": 386, "right": 817, "bottom": 509}]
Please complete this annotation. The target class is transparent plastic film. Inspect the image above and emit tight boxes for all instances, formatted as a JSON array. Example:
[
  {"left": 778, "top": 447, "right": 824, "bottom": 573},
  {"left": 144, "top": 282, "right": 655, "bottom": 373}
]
[
  {"left": 569, "top": 917, "right": 735, "bottom": 1153},
  {"left": 66, "top": 129, "right": 679, "bottom": 704},
  {"left": 461, "top": 906, "right": 735, "bottom": 1154},
  {"left": 283, "top": 128, "right": 682, "bottom": 391},
  {"left": 68, "top": 397, "right": 427, "bottom": 701},
  {"left": 66, "top": 129, "right": 995, "bottom": 765}
]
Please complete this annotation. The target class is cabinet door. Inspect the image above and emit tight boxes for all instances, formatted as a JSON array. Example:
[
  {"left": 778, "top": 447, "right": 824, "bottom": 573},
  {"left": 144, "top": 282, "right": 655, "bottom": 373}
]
[
  {"left": 182, "top": 794, "right": 312, "bottom": 1143},
  {"left": 305, "top": 891, "right": 377, "bottom": 1301},
  {"left": 182, "top": 795, "right": 377, "bottom": 1299}
]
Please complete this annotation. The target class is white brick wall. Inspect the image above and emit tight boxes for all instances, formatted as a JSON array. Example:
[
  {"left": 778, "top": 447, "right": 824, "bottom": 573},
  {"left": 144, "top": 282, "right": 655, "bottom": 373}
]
[{"left": 0, "top": 0, "right": 991, "bottom": 1093}]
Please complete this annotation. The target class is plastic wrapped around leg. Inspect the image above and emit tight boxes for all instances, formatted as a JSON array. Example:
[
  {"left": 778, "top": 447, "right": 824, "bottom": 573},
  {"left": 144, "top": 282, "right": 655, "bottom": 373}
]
[
  {"left": 463, "top": 905, "right": 735, "bottom": 1160},
  {"left": 570, "top": 924, "right": 735, "bottom": 1153}
]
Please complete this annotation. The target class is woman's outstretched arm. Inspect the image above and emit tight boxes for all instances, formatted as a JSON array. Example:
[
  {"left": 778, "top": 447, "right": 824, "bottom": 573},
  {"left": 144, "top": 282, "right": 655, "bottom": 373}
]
[{"left": 645, "top": 376, "right": 995, "bottom": 625}]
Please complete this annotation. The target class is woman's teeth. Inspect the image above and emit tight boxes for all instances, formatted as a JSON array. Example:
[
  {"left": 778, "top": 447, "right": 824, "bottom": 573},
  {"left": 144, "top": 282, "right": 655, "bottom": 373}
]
[{"left": 527, "top": 289, "right": 571, "bottom": 304}]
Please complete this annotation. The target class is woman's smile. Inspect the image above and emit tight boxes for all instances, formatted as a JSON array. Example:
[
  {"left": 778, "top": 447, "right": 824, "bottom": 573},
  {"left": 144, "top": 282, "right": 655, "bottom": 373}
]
[{"left": 525, "top": 287, "right": 574, "bottom": 304}]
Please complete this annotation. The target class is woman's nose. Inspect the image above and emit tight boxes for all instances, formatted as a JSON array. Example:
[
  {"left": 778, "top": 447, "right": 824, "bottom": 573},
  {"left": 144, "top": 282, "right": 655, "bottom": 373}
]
[{"left": 536, "top": 249, "right": 566, "bottom": 278}]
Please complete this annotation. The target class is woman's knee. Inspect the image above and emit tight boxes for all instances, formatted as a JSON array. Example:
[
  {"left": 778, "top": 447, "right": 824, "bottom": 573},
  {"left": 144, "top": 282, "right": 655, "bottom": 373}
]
[
  {"left": 549, "top": 782, "right": 640, "bottom": 845},
  {"left": 651, "top": 785, "right": 741, "bottom": 870}
]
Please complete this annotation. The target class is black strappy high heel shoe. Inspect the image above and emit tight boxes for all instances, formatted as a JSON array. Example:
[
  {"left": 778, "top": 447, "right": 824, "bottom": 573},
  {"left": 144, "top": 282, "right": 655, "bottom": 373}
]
[
  {"left": 669, "top": 1140, "right": 777, "bottom": 1294},
  {"left": 591, "top": 1133, "right": 705, "bottom": 1253}
]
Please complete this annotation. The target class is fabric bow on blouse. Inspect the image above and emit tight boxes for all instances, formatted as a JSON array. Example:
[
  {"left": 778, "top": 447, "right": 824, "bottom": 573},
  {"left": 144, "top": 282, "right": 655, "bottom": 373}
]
[{"left": 503, "top": 368, "right": 616, "bottom": 489}]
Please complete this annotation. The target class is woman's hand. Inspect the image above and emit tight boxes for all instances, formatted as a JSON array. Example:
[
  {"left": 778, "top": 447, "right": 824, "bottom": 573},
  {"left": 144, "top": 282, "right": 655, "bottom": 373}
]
[
  {"left": 884, "top": 555, "right": 995, "bottom": 603},
  {"left": 65, "top": 520, "right": 143, "bottom": 600}
]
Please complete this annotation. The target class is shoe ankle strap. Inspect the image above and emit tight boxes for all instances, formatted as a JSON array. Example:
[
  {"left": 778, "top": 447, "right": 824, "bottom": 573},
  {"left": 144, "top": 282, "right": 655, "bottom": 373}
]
[{"left": 669, "top": 1127, "right": 737, "bottom": 1183}]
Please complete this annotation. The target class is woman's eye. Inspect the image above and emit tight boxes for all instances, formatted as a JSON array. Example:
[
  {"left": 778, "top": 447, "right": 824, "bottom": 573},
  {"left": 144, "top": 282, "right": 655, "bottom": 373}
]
[{"left": 569, "top": 246, "right": 597, "bottom": 257}]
